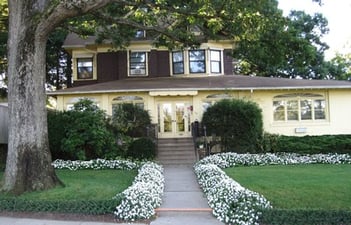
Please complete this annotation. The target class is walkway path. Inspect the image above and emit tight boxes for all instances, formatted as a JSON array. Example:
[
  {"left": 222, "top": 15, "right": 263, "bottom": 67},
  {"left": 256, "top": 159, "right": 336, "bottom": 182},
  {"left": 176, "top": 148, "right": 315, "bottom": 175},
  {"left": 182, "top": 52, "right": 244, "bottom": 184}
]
[{"left": 150, "top": 165, "right": 224, "bottom": 225}]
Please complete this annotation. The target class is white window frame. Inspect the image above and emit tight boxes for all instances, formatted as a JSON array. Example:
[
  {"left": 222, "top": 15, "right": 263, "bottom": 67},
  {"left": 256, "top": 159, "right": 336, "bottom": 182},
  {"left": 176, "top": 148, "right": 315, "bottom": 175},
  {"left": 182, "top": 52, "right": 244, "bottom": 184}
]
[
  {"left": 73, "top": 54, "right": 97, "bottom": 81},
  {"left": 128, "top": 51, "right": 148, "bottom": 76},
  {"left": 171, "top": 49, "right": 224, "bottom": 76},
  {"left": 273, "top": 93, "right": 327, "bottom": 122}
]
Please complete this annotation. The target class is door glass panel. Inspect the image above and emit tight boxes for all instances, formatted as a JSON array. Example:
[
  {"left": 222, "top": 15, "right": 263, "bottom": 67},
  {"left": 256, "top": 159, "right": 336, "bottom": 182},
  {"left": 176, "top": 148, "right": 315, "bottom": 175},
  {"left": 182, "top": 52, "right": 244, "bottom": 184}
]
[
  {"left": 175, "top": 103, "right": 185, "bottom": 132},
  {"left": 163, "top": 103, "right": 172, "bottom": 132}
]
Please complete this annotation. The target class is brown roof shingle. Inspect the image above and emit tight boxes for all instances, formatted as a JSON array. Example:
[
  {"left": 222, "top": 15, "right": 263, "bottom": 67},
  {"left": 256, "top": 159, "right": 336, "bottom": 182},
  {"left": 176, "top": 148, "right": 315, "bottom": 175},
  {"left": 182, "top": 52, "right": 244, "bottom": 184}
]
[{"left": 49, "top": 75, "right": 351, "bottom": 95}]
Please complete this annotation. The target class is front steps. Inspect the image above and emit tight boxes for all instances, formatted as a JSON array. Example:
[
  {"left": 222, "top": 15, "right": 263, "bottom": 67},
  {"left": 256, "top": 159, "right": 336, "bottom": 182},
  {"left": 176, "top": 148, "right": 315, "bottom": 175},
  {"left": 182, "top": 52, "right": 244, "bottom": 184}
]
[{"left": 157, "top": 138, "right": 196, "bottom": 165}]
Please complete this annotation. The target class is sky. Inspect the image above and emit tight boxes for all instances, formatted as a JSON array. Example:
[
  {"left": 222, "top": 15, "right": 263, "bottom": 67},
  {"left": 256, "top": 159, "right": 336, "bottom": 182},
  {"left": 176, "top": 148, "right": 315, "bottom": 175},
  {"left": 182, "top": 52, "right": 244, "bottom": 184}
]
[{"left": 278, "top": 0, "right": 351, "bottom": 60}]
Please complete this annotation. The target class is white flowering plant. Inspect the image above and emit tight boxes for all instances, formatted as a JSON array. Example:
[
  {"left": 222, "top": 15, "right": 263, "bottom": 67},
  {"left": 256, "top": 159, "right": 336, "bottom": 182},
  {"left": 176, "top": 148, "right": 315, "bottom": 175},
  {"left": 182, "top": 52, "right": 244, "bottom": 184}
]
[
  {"left": 114, "top": 162, "right": 164, "bottom": 221},
  {"left": 52, "top": 158, "right": 140, "bottom": 170},
  {"left": 194, "top": 152, "right": 351, "bottom": 225},
  {"left": 197, "top": 152, "right": 351, "bottom": 169},
  {"left": 194, "top": 163, "right": 271, "bottom": 225}
]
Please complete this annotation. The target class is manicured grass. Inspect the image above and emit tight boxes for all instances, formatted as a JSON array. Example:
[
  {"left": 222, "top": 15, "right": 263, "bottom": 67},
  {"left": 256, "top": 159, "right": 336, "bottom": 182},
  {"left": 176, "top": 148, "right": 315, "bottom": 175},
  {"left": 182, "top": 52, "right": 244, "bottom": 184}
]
[
  {"left": 0, "top": 169, "right": 137, "bottom": 200},
  {"left": 224, "top": 164, "right": 351, "bottom": 210}
]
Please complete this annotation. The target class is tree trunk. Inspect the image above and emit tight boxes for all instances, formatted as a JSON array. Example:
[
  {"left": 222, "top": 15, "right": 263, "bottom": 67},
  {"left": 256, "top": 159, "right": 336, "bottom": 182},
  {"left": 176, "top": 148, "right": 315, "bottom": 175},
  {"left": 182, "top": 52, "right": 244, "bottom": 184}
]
[{"left": 2, "top": 0, "right": 62, "bottom": 195}]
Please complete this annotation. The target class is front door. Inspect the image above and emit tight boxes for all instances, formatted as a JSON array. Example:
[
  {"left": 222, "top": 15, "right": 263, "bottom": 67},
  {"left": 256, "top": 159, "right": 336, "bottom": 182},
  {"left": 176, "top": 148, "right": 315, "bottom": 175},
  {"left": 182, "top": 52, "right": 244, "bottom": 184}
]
[{"left": 158, "top": 102, "right": 191, "bottom": 138}]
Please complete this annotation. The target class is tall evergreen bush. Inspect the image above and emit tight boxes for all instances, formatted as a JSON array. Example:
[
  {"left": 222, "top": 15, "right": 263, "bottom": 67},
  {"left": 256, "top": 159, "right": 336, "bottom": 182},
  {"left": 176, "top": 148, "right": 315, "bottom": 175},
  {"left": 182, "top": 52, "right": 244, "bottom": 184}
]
[
  {"left": 202, "top": 99, "right": 263, "bottom": 153},
  {"left": 48, "top": 99, "right": 119, "bottom": 160}
]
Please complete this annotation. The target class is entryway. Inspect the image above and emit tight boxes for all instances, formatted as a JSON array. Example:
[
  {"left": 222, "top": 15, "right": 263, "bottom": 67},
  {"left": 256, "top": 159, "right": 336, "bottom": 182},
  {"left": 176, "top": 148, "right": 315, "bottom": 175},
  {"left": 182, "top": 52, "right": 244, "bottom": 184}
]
[{"left": 157, "top": 101, "right": 192, "bottom": 138}]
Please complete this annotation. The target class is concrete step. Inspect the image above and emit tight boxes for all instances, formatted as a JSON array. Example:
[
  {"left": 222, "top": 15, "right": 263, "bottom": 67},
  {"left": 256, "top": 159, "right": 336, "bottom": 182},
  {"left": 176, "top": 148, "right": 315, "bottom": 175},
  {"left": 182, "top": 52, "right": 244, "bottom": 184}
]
[{"left": 157, "top": 138, "right": 196, "bottom": 165}]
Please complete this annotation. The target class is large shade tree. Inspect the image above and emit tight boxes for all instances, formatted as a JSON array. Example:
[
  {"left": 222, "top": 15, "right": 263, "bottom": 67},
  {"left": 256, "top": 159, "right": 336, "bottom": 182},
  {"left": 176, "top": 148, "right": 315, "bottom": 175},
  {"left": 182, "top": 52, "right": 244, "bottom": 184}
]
[
  {"left": 2, "top": 0, "right": 324, "bottom": 195},
  {"left": 233, "top": 10, "right": 330, "bottom": 79}
]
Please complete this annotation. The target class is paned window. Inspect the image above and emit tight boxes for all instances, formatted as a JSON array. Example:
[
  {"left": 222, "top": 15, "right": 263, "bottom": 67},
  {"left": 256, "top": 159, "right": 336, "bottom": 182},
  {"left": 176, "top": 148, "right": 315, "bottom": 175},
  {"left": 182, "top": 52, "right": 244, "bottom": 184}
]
[
  {"left": 112, "top": 96, "right": 144, "bottom": 116},
  {"left": 129, "top": 52, "right": 147, "bottom": 76},
  {"left": 189, "top": 50, "right": 205, "bottom": 73},
  {"left": 172, "top": 51, "right": 184, "bottom": 74},
  {"left": 77, "top": 58, "right": 93, "bottom": 79},
  {"left": 210, "top": 50, "right": 221, "bottom": 73},
  {"left": 273, "top": 93, "right": 326, "bottom": 122}
]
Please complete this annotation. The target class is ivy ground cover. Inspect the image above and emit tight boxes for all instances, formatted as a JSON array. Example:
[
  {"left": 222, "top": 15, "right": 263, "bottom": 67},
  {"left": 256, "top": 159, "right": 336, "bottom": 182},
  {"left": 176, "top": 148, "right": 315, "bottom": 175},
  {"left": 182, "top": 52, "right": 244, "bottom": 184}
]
[{"left": 224, "top": 164, "right": 351, "bottom": 210}]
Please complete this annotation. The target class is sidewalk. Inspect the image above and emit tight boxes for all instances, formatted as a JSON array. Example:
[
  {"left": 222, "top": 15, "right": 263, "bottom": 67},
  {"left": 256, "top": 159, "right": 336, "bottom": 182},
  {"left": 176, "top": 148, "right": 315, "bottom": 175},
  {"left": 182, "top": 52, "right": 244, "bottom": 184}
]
[{"left": 0, "top": 165, "right": 223, "bottom": 225}]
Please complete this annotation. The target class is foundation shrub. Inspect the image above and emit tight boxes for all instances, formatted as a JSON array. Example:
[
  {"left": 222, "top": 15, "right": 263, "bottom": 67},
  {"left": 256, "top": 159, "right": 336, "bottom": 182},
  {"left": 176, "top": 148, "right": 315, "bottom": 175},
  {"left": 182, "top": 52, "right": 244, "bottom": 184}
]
[
  {"left": 48, "top": 99, "right": 120, "bottom": 160},
  {"left": 126, "top": 138, "right": 156, "bottom": 160},
  {"left": 261, "top": 134, "right": 351, "bottom": 154},
  {"left": 111, "top": 103, "right": 152, "bottom": 138},
  {"left": 202, "top": 99, "right": 263, "bottom": 153}
]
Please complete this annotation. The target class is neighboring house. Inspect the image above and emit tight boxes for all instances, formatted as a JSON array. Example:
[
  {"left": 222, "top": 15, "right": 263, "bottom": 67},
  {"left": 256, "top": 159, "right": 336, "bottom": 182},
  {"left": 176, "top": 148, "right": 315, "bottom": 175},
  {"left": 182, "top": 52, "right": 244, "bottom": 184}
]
[
  {"left": 49, "top": 33, "right": 351, "bottom": 138},
  {"left": 0, "top": 103, "right": 8, "bottom": 144}
]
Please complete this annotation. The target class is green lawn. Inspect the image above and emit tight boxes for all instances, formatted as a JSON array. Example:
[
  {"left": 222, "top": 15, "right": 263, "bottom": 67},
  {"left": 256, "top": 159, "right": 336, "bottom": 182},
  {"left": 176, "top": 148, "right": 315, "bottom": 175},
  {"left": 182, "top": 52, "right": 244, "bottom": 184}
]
[
  {"left": 0, "top": 169, "right": 137, "bottom": 200},
  {"left": 224, "top": 164, "right": 351, "bottom": 210}
]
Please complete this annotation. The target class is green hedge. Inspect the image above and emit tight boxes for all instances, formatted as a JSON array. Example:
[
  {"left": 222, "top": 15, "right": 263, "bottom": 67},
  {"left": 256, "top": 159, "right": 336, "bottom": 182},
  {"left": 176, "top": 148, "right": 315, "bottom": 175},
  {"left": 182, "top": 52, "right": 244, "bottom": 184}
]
[
  {"left": 261, "top": 134, "right": 351, "bottom": 154},
  {"left": 0, "top": 197, "right": 122, "bottom": 215},
  {"left": 260, "top": 209, "right": 351, "bottom": 225}
]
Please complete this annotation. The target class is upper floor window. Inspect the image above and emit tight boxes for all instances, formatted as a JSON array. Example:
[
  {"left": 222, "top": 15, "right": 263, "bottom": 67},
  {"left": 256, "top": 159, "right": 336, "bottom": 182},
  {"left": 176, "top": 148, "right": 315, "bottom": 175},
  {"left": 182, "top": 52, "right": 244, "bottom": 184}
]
[
  {"left": 189, "top": 50, "right": 205, "bottom": 73},
  {"left": 172, "top": 51, "right": 184, "bottom": 74},
  {"left": 273, "top": 93, "right": 326, "bottom": 122},
  {"left": 135, "top": 30, "right": 146, "bottom": 38},
  {"left": 129, "top": 51, "right": 147, "bottom": 76},
  {"left": 77, "top": 58, "right": 93, "bottom": 79},
  {"left": 171, "top": 49, "right": 223, "bottom": 75},
  {"left": 210, "top": 50, "right": 221, "bottom": 73}
]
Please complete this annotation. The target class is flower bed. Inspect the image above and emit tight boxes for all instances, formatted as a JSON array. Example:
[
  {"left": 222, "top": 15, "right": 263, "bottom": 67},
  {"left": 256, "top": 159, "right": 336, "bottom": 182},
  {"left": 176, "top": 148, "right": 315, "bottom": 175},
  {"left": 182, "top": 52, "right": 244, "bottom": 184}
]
[
  {"left": 194, "top": 152, "right": 351, "bottom": 225},
  {"left": 52, "top": 158, "right": 140, "bottom": 170},
  {"left": 114, "top": 162, "right": 164, "bottom": 221}
]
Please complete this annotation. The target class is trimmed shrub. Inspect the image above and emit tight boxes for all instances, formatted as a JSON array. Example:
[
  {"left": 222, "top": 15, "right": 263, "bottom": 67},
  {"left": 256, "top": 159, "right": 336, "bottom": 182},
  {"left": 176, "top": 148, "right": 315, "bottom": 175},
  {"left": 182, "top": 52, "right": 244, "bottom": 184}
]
[
  {"left": 126, "top": 138, "right": 156, "bottom": 160},
  {"left": 260, "top": 209, "right": 351, "bottom": 225},
  {"left": 112, "top": 103, "right": 152, "bottom": 138},
  {"left": 261, "top": 134, "right": 351, "bottom": 154},
  {"left": 202, "top": 99, "right": 263, "bottom": 153},
  {"left": 0, "top": 198, "right": 121, "bottom": 215}
]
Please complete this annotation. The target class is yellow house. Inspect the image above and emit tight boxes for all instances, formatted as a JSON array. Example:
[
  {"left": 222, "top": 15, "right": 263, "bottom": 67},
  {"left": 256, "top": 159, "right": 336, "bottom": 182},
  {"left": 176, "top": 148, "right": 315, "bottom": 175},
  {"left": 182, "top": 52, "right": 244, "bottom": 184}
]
[{"left": 50, "top": 33, "right": 351, "bottom": 139}]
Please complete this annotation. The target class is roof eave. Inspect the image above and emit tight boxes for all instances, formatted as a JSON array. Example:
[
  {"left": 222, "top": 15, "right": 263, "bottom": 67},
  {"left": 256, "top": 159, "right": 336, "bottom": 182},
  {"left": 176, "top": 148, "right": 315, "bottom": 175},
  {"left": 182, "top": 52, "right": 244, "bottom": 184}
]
[{"left": 47, "top": 85, "right": 351, "bottom": 96}]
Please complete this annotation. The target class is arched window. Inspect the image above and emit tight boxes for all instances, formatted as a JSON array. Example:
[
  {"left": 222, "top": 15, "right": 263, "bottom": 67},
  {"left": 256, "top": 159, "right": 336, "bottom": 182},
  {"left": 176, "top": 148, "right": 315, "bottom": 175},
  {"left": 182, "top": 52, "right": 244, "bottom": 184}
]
[{"left": 111, "top": 96, "right": 144, "bottom": 115}]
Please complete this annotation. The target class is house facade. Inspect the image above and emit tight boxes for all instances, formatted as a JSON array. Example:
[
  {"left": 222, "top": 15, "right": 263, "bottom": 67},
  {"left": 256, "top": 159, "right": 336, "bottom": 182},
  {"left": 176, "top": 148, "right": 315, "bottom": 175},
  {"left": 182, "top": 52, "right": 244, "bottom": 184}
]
[{"left": 50, "top": 33, "right": 351, "bottom": 138}]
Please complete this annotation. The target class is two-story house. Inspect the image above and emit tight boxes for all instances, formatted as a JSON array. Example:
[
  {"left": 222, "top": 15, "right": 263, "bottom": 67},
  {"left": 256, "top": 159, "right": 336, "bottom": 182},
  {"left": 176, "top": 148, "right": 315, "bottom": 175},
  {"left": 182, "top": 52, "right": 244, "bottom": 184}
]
[{"left": 50, "top": 33, "right": 351, "bottom": 140}]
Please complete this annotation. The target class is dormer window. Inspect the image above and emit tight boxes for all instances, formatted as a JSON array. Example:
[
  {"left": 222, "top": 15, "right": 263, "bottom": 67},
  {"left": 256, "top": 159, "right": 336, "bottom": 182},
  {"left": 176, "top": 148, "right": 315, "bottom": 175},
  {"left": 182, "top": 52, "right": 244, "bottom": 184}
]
[
  {"left": 135, "top": 30, "right": 146, "bottom": 38},
  {"left": 129, "top": 51, "right": 147, "bottom": 76},
  {"left": 189, "top": 50, "right": 205, "bottom": 73},
  {"left": 77, "top": 58, "right": 93, "bottom": 79}
]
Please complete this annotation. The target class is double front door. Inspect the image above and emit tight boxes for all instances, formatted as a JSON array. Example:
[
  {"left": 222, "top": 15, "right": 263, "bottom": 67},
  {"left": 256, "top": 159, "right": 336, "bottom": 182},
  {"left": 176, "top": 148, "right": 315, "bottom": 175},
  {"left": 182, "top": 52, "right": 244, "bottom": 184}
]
[{"left": 158, "top": 101, "right": 192, "bottom": 138}]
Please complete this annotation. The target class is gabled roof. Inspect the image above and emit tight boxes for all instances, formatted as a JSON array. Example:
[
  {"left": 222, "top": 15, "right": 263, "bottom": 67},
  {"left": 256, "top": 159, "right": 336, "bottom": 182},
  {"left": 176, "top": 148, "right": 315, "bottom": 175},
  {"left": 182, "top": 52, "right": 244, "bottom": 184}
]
[{"left": 49, "top": 75, "right": 351, "bottom": 95}]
